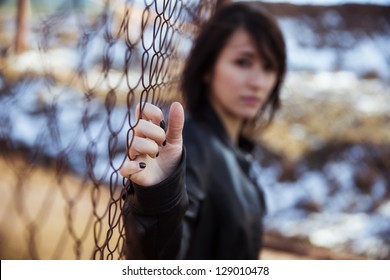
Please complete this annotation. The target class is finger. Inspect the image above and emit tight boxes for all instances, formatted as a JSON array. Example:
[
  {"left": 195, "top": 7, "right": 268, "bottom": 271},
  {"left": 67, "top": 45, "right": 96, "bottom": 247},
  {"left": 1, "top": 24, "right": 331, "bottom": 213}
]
[
  {"left": 135, "top": 102, "right": 165, "bottom": 125},
  {"left": 166, "top": 102, "right": 184, "bottom": 146},
  {"left": 129, "top": 136, "right": 160, "bottom": 159},
  {"left": 119, "top": 158, "right": 147, "bottom": 178},
  {"left": 133, "top": 119, "right": 166, "bottom": 146}
]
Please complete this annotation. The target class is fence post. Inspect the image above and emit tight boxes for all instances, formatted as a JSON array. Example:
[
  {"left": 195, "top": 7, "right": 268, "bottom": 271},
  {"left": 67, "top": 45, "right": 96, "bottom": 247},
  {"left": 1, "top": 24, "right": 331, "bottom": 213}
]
[{"left": 15, "top": 0, "right": 30, "bottom": 54}]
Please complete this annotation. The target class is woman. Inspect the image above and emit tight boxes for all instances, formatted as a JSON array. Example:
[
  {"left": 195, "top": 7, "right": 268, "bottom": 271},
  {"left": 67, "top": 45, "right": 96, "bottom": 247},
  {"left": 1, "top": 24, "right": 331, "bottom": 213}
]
[{"left": 119, "top": 2, "right": 286, "bottom": 259}]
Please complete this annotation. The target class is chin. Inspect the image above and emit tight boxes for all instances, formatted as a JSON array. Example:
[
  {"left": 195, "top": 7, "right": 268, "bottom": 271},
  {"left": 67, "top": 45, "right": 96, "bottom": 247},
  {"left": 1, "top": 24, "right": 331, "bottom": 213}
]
[
  {"left": 229, "top": 107, "right": 259, "bottom": 121},
  {"left": 239, "top": 110, "right": 258, "bottom": 120}
]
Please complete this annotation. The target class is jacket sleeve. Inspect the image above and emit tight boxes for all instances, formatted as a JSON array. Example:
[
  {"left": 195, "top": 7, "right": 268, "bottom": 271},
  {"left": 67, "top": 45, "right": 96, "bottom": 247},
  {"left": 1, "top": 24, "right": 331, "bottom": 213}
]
[{"left": 122, "top": 147, "right": 189, "bottom": 259}]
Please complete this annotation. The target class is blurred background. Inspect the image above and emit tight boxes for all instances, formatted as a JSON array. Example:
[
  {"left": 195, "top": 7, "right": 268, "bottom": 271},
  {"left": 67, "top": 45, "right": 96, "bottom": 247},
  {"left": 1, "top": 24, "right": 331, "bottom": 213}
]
[{"left": 0, "top": 0, "right": 389, "bottom": 259}]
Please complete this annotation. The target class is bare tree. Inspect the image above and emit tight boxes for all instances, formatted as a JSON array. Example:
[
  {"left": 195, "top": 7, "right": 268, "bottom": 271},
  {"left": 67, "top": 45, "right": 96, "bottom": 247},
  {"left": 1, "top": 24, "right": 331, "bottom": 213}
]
[{"left": 15, "top": 0, "right": 30, "bottom": 54}]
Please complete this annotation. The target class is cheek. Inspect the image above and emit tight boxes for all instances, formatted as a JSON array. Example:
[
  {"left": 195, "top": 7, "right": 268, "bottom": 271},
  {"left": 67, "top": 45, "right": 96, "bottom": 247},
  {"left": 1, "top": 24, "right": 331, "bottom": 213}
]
[
  {"left": 261, "top": 74, "right": 278, "bottom": 102},
  {"left": 271, "top": 79, "right": 278, "bottom": 92},
  {"left": 267, "top": 74, "right": 278, "bottom": 92}
]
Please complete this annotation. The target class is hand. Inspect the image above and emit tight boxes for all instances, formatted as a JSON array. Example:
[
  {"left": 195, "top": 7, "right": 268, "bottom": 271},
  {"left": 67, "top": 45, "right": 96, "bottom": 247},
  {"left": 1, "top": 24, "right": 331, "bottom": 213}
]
[{"left": 119, "top": 102, "right": 184, "bottom": 186}]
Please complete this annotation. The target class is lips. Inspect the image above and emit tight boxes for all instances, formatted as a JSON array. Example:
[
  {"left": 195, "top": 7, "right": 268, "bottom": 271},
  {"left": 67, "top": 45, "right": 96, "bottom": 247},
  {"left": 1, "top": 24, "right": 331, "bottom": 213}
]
[{"left": 240, "top": 96, "right": 262, "bottom": 107}]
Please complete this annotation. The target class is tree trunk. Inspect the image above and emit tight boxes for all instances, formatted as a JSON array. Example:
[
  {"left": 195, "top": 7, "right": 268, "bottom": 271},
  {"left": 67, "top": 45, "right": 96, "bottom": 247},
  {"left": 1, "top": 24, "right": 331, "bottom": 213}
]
[{"left": 15, "top": 0, "right": 30, "bottom": 54}]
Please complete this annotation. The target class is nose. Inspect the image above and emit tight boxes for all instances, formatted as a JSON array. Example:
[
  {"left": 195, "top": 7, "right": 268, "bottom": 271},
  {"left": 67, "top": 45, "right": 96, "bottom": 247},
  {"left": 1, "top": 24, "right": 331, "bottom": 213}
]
[{"left": 249, "top": 68, "right": 267, "bottom": 90}]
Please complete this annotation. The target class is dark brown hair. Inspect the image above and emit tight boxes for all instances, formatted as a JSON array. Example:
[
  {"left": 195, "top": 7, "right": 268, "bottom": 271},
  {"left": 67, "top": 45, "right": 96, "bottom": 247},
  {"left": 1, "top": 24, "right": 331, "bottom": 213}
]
[{"left": 181, "top": 2, "right": 286, "bottom": 131}]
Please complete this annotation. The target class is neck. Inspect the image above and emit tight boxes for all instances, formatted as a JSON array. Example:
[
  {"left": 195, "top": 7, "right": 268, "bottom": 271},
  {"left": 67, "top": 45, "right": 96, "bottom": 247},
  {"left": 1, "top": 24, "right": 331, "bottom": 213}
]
[{"left": 211, "top": 103, "right": 243, "bottom": 145}]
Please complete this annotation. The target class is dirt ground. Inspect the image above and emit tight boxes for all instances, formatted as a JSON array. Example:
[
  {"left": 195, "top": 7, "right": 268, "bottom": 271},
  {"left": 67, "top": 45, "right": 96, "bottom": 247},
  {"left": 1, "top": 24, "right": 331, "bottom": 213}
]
[
  {"left": 0, "top": 152, "right": 304, "bottom": 260},
  {"left": 0, "top": 151, "right": 123, "bottom": 260},
  {"left": 0, "top": 152, "right": 362, "bottom": 260}
]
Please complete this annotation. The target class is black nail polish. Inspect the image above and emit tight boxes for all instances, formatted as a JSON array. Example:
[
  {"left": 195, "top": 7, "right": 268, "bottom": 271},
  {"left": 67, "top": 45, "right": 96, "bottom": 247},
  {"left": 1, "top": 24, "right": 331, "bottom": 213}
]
[
  {"left": 162, "top": 140, "right": 167, "bottom": 146},
  {"left": 139, "top": 162, "right": 146, "bottom": 169},
  {"left": 160, "top": 120, "right": 166, "bottom": 130}
]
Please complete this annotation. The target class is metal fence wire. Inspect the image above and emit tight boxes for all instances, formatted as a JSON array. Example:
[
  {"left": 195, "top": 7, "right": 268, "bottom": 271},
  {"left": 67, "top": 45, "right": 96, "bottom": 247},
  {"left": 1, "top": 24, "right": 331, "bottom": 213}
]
[
  {"left": 0, "top": 0, "right": 218, "bottom": 260},
  {"left": 1, "top": 0, "right": 390, "bottom": 261}
]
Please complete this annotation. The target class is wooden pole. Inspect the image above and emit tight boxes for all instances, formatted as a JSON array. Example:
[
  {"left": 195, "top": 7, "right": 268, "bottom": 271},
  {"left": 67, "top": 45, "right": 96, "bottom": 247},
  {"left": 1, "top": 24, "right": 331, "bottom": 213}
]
[{"left": 15, "top": 0, "right": 30, "bottom": 54}]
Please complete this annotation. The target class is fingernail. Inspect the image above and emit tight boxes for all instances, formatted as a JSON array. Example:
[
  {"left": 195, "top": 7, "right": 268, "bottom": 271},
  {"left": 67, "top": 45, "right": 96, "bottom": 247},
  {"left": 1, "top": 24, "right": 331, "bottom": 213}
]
[
  {"left": 139, "top": 162, "right": 146, "bottom": 169},
  {"left": 160, "top": 120, "right": 166, "bottom": 130},
  {"left": 162, "top": 140, "right": 167, "bottom": 146}
]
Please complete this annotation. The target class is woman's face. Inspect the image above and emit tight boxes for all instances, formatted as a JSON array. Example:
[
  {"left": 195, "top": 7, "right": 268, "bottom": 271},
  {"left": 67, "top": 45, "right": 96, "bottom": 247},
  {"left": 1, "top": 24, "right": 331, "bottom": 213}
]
[{"left": 208, "top": 29, "right": 278, "bottom": 122}]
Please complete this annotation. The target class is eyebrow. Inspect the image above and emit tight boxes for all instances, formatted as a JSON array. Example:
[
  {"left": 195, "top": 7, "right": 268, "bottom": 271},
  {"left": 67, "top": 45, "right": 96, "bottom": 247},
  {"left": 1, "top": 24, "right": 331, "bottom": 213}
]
[{"left": 231, "top": 48, "right": 258, "bottom": 58}]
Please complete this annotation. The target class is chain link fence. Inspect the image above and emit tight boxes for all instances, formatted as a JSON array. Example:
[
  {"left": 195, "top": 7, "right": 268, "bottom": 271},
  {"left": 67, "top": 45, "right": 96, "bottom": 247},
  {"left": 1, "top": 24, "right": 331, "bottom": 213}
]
[
  {"left": 0, "top": 0, "right": 217, "bottom": 260},
  {"left": 1, "top": 0, "right": 390, "bottom": 260}
]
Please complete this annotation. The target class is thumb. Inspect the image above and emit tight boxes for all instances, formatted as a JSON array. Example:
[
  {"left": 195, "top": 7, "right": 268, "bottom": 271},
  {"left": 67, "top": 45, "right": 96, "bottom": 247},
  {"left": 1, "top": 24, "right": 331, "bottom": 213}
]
[{"left": 166, "top": 102, "right": 184, "bottom": 146}]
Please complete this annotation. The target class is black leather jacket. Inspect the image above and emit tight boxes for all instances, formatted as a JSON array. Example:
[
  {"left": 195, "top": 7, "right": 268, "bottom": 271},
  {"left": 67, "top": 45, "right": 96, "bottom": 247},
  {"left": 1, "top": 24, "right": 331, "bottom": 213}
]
[{"left": 122, "top": 105, "right": 266, "bottom": 259}]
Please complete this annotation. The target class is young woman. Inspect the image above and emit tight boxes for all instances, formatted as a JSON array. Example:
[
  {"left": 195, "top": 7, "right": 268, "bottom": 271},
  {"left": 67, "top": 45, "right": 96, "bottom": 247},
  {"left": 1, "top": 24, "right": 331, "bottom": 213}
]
[{"left": 119, "top": 2, "right": 286, "bottom": 259}]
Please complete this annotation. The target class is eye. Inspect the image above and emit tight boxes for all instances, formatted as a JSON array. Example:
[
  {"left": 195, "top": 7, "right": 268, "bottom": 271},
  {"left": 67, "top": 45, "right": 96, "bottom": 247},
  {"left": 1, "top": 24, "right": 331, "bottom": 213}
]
[
  {"left": 234, "top": 58, "right": 252, "bottom": 68},
  {"left": 263, "top": 62, "right": 277, "bottom": 72}
]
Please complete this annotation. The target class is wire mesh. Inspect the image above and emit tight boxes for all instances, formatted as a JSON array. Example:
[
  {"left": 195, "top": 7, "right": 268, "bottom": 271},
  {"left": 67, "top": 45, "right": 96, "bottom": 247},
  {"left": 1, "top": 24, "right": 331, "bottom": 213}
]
[
  {"left": 0, "top": 0, "right": 216, "bottom": 260},
  {"left": 1, "top": 0, "right": 389, "bottom": 260}
]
